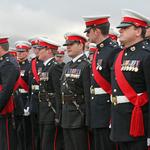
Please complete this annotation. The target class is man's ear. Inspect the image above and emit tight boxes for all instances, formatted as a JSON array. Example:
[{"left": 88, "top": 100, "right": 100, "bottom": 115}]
[{"left": 135, "top": 27, "right": 142, "bottom": 37}]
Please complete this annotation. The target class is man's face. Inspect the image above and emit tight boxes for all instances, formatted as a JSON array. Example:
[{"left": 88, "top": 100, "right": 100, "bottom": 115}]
[
  {"left": 17, "top": 51, "right": 28, "bottom": 61},
  {"left": 89, "top": 53, "right": 94, "bottom": 62},
  {"left": 38, "top": 48, "right": 47, "bottom": 61},
  {"left": 146, "top": 27, "right": 150, "bottom": 38},
  {"left": 32, "top": 47, "right": 40, "bottom": 56},
  {"left": 66, "top": 42, "right": 83, "bottom": 58},
  {"left": 55, "top": 55, "right": 64, "bottom": 63},
  {"left": 86, "top": 28, "right": 97, "bottom": 43},
  {"left": 118, "top": 25, "right": 140, "bottom": 46}
]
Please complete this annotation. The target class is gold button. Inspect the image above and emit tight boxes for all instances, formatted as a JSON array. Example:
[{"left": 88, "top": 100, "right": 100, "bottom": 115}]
[
  {"left": 100, "top": 43, "right": 104, "bottom": 47},
  {"left": 112, "top": 96, "right": 117, "bottom": 105},
  {"left": 130, "top": 46, "right": 136, "bottom": 51}
]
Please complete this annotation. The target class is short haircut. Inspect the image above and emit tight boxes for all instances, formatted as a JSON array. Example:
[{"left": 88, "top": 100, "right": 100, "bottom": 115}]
[
  {"left": 134, "top": 26, "right": 146, "bottom": 39},
  {"left": 95, "top": 22, "right": 110, "bottom": 36}
]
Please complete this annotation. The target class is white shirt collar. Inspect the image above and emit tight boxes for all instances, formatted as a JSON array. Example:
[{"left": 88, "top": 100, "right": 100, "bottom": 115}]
[
  {"left": 72, "top": 53, "right": 84, "bottom": 63},
  {"left": 44, "top": 57, "right": 53, "bottom": 66}
]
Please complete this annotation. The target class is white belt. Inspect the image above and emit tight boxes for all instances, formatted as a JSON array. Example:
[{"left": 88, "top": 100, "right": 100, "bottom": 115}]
[
  {"left": 90, "top": 87, "right": 107, "bottom": 95},
  {"left": 32, "top": 85, "right": 39, "bottom": 90},
  {"left": 111, "top": 93, "right": 143, "bottom": 104},
  {"left": 19, "top": 89, "right": 28, "bottom": 93}
]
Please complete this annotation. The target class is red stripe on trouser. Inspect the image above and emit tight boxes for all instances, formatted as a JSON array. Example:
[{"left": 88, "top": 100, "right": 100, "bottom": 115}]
[
  {"left": 116, "top": 144, "right": 118, "bottom": 150},
  {"left": 87, "top": 132, "right": 91, "bottom": 150},
  {"left": 148, "top": 146, "right": 150, "bottom": 150},
  {"left": 6, "top": 118, "right": 10, "bottom": 150},
  {"left": 54, "top": 127, "right": 58, "bottom": 150}
]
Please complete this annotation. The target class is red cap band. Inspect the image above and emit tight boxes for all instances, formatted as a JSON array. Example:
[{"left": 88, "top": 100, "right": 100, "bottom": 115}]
[
  {"left": 57, "top": 51, "right": 64, "bottom": 55},
  {"left": 0, "top": 38, "right": 8, "bottom": 44},
  {"left": 16, "top": 45, "right": 30, "bottom": 50},
  {"left": 38, "top": 41, "right": 58, "bottom": 50},
  {"left": 67, "top": 36, "right": 86, "bottom": 44},
  {"left": 86, "top": 18, "right": 109, "bottom": 27},
  {"left": 30, "top": 40, "right": 39, "bottom": 45},
  {"left": 122, "top": 17, "right": 148, "bottom": 27},
  {"left": 90, "top": 47, "right": 97, "bottom": 52},
  {"left": 109, "top": 34, "right": 118, "bottom": 41}
]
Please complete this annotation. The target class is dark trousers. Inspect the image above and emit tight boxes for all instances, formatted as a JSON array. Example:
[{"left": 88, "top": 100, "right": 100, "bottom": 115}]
[
  {"left": 0, "top": 116, "right": 16, "bottom": 150},
  {"left": 118, "top": 140, "right": 148, "bottom": 150},
  {"left": 40, "top": 124, "right": 56, "bottom": 150},
  {"left": 15, "top": 116, "right": 32, "bottom": 150},
  {"left": 55, "top": 127, "right": 64, "bottom": 150},
  {"left": 88, "top": 129, "right": 95, "bottom": 150},
  {"left": 93, "top": 128, "right": 116, "bottom": 150},
  {"left": 30, "top": 114, "right": 40, "bottom": 150},
  {"left": 63, "top": 127, "right": 89, "bottom": 150}
]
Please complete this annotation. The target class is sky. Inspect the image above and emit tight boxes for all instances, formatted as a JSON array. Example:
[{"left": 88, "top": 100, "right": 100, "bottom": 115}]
[{"left": 0, "top": 0, "right": 150, "bottom": 46}]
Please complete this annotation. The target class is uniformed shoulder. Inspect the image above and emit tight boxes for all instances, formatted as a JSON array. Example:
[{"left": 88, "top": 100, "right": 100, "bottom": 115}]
[
  {"left": 78, "top": 57, "right": 90, "bottom": 71},
  {"left": 61, "top": 62, "right": 71, "bottom": 71},
  {"left": 48, "top": 60, "right": 58, "bottom": 69},
  {"left": 107, "top": 41, "right": 120, "bottom": 50},
  {"left": 4, "top": 55, "right": 19, "bottom": 68},
  {"left": 66, "top": 61, "right": 72, "bottom": 66},
  {"left": 82, "top": 57, "right": 91, "bottom": 63},
  {"left": 51, "top": 61, "right": 61, "bottom": 68},
  {"left": 53, "top": 61, "right": 59, "bottom": 65},
  {"left": 140, "top": 46, "right": 150, "bottom": 54}
]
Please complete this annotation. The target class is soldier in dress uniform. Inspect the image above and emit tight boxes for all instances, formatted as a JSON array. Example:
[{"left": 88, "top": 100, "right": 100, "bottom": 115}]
[
  {"left": 54, "top": 47, "right": 66, "bottom": 150},
  {"left": 82, "top": 15, "right": 121, "bottom": 150},
  {"left": 88, "top": 43, "right": 97, "bottom": 62},
  {"left": 145, "top": 23, "right": 150, "bottom": 48},
  {"left": 0, "top": 35, "right": 20, "bottom": 150},
  {"left": 28, "top": 37, "right": 44, "bottom": 150},
  {"left": 110, "top": 9, "right": 150, "bottom": 150},
  {"left": 61, "top": 33, "right": 91, "bottom": 150},
  {"left": 14, "top": 41, "right": 32, "bottom": 150},
  {"left": 37, "top": 37, "right": 64, "bottom": 150},
  {"left": 8, "top": 48, "right": 17, "bottom": 58},
  {"left": 55, "top": 47, "right": 65, "bottom": 64},
  {"left": 109, "top": 27, "right": 119, "bottom": 43}
]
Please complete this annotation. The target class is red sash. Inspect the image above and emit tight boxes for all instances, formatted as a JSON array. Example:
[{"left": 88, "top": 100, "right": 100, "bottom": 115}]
[
  {"left": 31, "top": 59, "right": 40, "bottom": 84},
  {"left": 14, "top": 76, "right": 29, "bottom": 92},
  {"left": 114, "top": 49, "right": 148, "bottom": 137},
  {"left": 0, "top": 74, "right": 26, "bottom": 115},
  {"left": 0, "top": 85, "right": 14, "bottom": 115},
  {"left": 92, "top": 48, "right": 112, "bottom": 94}
]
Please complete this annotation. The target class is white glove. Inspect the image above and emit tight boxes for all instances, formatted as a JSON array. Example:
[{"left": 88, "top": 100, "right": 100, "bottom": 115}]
[
  {"left": 109, "top": 123, "right": 111, "bottom": 128},
  {"left": 24, "top": 107, "right": 30, "bottom": 116},
  {"left": 147, "top": 138, "right": 150, "bottom": 146}
]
